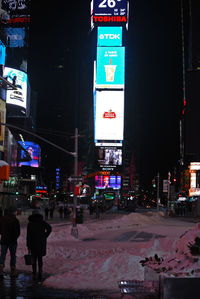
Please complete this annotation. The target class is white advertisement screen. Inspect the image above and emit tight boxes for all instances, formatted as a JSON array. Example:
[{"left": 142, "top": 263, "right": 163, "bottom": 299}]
[
  {"left": 95, "top": 90, "right": 124, "bottom": 141},
  {"left": 97, "top": 147, "right": 122, "bottom": 166},
  {"left": 4, "top": 67, "right": 27, "bottom": 109}
]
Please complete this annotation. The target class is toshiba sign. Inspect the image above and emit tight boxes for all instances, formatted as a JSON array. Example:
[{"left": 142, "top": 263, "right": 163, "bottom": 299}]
[
  {"left": 97, "top": 27, "right": 122, "bottom": 46},
  {"left": 91, "top": 0, "right": 128, "bottom": 28}
]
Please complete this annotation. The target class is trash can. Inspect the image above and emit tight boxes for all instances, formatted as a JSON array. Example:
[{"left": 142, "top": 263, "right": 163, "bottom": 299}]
[{"left": 76, "top": 207, "right": 83, "bottom": 224}]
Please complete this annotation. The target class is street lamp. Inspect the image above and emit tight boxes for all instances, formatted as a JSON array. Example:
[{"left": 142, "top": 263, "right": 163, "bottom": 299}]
[{"left": 0, "top": 122, "right": 79, "bottom": 237}]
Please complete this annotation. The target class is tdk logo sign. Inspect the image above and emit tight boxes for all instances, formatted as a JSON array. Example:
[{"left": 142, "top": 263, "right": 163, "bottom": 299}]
[
  {"left": 99, "top": 34, "right": 121, "bottom": 40},
  {"left": 97, "top": 27, "right": 122, "bottom": 47}
]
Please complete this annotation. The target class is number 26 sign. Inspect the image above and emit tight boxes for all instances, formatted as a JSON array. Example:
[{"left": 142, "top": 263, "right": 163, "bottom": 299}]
[{"left": 93, "top": 0, "right": 127, "bottom": 17}]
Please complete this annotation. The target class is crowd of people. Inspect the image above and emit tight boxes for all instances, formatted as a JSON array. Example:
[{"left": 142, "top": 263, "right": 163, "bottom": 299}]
[{"left": 44, "top": 203, "right": 71, "bottom": 220}]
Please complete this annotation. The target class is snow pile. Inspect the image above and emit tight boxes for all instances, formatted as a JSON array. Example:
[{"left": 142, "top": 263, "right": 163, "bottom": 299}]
[
  {"left": 143, "top": 223, "right": 200, "bottom": 277},
  {"left": 85, "top": 212, "right": 162, "bottom": 235},
  {"left": 48, "top": 224, "right": 91, "bottom": 242},
  {"left": 43, "top": 253, "right": 143, "bottom": 290},
  {"left": 2, "top": 212, "right": 194, "bottom": 292}
]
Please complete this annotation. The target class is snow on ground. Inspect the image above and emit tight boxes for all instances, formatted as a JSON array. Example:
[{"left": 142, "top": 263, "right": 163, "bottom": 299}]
[
  {"left": 141, "top": 222, "right": 200, "bottom": 277},
  {"left": 2, "top": 211, "right": 198, "bottom": 291}
]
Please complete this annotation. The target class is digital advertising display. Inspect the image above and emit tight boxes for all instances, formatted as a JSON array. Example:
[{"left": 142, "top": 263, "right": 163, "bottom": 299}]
[
  {"left": 91, "top": 0, "right": 128, "bottom": 25},
  {"left": 3, "top": 28, "right": 26, "bottom": 48},
  {"left": 97, "top": 27, "right": 122, "bottom": 47},
  {"left": 0, "top": 100, "right": 6, "bottom": 152},
  {"left": 2, "top": 0, "right": 30, "bottom": 20},
  {"left": 94, "top": 90, "right": 124, "bottom": 141},
  {"left": 18, "top": 141, "right": 41, "bottom": 168},
  {"left": 97, "top": 147, "right": 122, "bottom": 166},
  {"left": 95, "top": 175, "right": 121, "bottom": 189},
  {"left": 4, "top": 67, "right": 27, "bottom": 109},
  {"left": 96, "top": 46, "right": 125, "bottom": 88},
  {"left": 0, "top": 41, "right": 6, "bottom": 65}
]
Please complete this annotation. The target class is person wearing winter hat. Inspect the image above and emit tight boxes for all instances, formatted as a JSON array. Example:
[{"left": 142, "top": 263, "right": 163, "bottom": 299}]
[
  {"left": 26, "top": 210, "right": 51, "bottom": 280},
  {"left": 0, "top": 206, "right": 20, "bottom": 277}
]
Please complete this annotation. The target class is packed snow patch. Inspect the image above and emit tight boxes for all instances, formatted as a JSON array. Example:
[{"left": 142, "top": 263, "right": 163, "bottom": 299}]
[{"left": 43, "top": 253, "right": 143, "bottom": 291}]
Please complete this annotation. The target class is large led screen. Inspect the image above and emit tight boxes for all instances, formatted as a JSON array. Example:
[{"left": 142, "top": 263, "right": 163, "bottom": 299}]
[
  {"left": 96, "top": 47, "right": 125, "bottom": 88},
  {"left": 2, "top": 0, "right": 30, "bottom": 17},
  {"left": 0, "top": 41, "right": 6, "bottom": 65},
  {"left": 92, "top": 0, "right": 127, "bottom": 22},
  {"left": 97, "top": 147, "right": 122, "bottom": 166},
  {"left": 95, "top": 175, "right": 121, "bottom": 189},
  {"left": 3, "top": 28, "right": 26, "bottom": 48},
  {"left": 97, "top": 27, "right": 122, "bottom": 47},
  {"left": 18, "top": 141, "right": 41, "bottom": 167},
  {"left": 95, "top": 90, "right": 124, "bottom": 141},
  {"left": 4, "top": 67, "right": 27, "bottom": 109}
]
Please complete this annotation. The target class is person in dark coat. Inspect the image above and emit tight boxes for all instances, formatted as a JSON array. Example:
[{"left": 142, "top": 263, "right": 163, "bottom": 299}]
[
  {"left": 0, "top": 206, "right": 20, "bottom": 277},
  {"left": 26, "top": 210, "right": 52, "bottom": 280},
  {"left": 44, "top": 206, "right": 49, "bottom": 220},
  {"left": 59, "top": 206, "right": 64, "bottom": 218},
  {"left": 49, "top": 206, "right": 55, "bottom": 219}
]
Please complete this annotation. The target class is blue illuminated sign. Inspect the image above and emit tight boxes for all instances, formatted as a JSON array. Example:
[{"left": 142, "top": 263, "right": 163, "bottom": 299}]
[
  {"left": 0, "top": 41, "right": 6, "bottom": 65},
  {"left": 96, "top": 47, "right": 125, "bottom": 88},
  {"left": 4, "top": 28, "right": 26, "bottom": 48},
  {"left": 97, "top": 27, "right": 122, "bottom": 47}
]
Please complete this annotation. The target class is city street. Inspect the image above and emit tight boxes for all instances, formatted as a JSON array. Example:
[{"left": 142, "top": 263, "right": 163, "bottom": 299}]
[{"left": 0, "top": 208, "right": 197, "bottom": 298}]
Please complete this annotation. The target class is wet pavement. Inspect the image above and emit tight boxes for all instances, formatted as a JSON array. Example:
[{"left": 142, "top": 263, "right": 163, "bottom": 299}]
[{"left": 0, "top": 272, "right": 118, "bottom": 299}]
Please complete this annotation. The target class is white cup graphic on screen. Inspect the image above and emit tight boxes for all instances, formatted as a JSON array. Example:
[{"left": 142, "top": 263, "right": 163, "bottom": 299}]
[{"left": 104, "top": 59, "right": 117, "bottom": 82}]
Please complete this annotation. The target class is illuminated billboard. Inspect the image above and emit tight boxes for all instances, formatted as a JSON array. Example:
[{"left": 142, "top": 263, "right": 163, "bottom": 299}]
[
  {"left": 96, "top": 46, "right": 125, "bottom": 88},
  {"left": 97, "top": 27, "right": 122, "bottom": 47},
  {"left": 0, "top": 41, "right": 6, "bottom": 65},
  {"left": 2, "top": 0, "right": 30, "bottom": 23},
  {"left": 4, "top": 67, "right": 27, "bottom": 109},
  {"left": 3, "top": 28, "right": 26, "bottom": 48},
  {"left": 97, "top": 147, "right": 122, "bottom": 166},
  {"left": 0, "top": 100, "right": 6, "bottom": 152},
  {"left": 18, "top": 141, "right": 41, "bottom": 167},
  {"left": 95, "top": 175, "right": 121, "bottom": 189},
  {"left": 94, "top": 90, "right": 124, "bottom": 141},
  {"left": 91, "top": 0, "right": 128, "bottom": 26}
]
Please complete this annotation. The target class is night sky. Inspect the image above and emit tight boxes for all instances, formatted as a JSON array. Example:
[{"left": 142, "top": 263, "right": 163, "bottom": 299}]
[{"left": 28, "top": 0, "right": 183, "bottom": 188}]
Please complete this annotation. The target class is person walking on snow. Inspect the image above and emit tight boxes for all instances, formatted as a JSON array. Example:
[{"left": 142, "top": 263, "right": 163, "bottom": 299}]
[
  {"left": 26, "top": 210, "right": 52, "bottom": 281},
  {"left": 0, "top": 206, "right": 20, "bottom": 277}
]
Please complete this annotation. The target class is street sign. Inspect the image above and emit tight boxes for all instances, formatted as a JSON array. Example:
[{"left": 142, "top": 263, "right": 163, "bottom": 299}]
[
  {"left": 68, "top": 176, "right": 83, "bottom": 183},
  {"left": 163, "top": 179, "right": 168, "bottom": 193}
]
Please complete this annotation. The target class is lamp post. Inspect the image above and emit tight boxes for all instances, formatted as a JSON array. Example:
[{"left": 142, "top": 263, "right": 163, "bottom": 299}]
[
  {"left": 156, "top": 172, "right": 160, "bottom": 211},
  {"left": 71, "top": 128, "right": 78, "bottom": 238},
  {"left": 0, "top": 122, "right": 79, "bottom": 236},
  {"left": 167, "top": 171, "right": 171, "bottom": 216}
]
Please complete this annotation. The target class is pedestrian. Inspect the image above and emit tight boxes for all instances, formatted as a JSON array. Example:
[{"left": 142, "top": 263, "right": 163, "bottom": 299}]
[
  {"left": 95, "top": 202, "right": 100, "bottom": 219},
  {"left": 64, "top": 205, "right": 70, "bottom": 218},
  {"left": 0, "top": 206, "right": 20, "bottom": 277},
  {"left": 89, "top": 203, "right": 93, "bottom": 215},
  {"left": 26, "top": 210, "right": 52, "bottom": 281},
  {"left": 59, "top": 206, "right": 64, "bottom": 218},
  {"left": 45, "top": 206, "right": 49, "bottom": 220},
  {"left": 49, "top": 206, "right": 55, "bottom": 219}
]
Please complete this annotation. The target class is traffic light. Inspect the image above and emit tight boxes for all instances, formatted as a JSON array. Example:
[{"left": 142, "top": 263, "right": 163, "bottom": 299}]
[{"left": 152, "top": 179, "right": 156, "bottom": 188}]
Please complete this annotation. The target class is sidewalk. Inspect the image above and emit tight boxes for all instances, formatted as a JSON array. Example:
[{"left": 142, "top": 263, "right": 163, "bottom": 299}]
[
  {"left": 17, "top": 208, "right": 110, "bottom": 228},
  {"left": 0, "top": 272, "right": 111, "bottom": 298}
]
